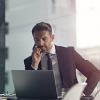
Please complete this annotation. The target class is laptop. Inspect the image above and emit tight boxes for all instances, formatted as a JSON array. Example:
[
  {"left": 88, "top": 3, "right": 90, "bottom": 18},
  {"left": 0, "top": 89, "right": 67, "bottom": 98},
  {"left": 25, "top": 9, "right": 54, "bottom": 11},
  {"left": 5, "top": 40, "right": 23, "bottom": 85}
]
[{"left": 12, "top": 70, "right": 60, "bottom": 100}]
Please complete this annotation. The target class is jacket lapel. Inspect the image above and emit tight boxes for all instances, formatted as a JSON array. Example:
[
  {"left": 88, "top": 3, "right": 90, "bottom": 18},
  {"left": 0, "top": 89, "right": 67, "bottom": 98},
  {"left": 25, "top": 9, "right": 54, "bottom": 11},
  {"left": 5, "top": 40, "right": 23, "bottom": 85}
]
[{"left": 55, "top": 46, "right": 77, "bottom": 88}]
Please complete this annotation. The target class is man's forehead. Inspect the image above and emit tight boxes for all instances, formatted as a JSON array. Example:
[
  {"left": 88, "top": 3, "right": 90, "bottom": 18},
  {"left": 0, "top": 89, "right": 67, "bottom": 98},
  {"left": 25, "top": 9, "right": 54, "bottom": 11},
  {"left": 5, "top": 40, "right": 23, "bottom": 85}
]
[{"left": 34, "top": 31, "right": 51, "bottom": 37}]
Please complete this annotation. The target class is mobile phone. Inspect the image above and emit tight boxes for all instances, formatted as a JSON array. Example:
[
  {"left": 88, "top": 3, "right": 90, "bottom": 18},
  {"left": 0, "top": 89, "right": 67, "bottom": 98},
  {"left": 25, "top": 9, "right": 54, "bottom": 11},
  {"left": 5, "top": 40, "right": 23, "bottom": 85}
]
[
  {"left": 33, "top": 44, "right": 37, "bottom": 50},
  {"left": 32, "top": 44, "right": 43, "bottom": 54}
]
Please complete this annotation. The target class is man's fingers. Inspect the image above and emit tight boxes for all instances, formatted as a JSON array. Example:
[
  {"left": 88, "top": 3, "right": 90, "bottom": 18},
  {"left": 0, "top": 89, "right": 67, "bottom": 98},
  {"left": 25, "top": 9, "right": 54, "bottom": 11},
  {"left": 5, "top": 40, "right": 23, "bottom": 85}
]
[{"left": 32, "top": 47, "right": 42, "bottom": 57}]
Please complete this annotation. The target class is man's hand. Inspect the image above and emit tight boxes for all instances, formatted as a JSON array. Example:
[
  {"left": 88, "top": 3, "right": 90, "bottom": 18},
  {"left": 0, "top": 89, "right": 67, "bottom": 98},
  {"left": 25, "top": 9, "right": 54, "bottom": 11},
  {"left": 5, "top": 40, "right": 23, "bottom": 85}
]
[{"left": 31, "top": 45, "right": 42, "bottom": 69}]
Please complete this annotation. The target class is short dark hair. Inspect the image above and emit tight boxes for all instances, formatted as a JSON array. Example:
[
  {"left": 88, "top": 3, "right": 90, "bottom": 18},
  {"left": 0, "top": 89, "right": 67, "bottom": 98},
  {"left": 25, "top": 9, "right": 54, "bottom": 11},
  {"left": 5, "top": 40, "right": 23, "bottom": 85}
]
[{"left": 32, "top": 22, "right": 52, "bottom": 35}]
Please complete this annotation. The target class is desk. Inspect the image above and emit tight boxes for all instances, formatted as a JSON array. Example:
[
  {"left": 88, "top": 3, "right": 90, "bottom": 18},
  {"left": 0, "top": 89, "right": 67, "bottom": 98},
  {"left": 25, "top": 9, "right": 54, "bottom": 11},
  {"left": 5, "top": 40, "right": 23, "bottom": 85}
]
[
  {"left": 0, "top": 96, "right": 94, "bottom": 100},
  {"left": 81, "top": 96, "right": 94, "bottom": 100}
]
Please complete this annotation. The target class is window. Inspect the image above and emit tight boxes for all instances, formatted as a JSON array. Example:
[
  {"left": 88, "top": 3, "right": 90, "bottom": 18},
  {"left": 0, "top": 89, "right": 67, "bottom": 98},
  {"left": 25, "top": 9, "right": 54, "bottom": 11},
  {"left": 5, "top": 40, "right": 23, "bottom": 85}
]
[{"left": 76, "top": 0, "right": 100, "bottom": 48}]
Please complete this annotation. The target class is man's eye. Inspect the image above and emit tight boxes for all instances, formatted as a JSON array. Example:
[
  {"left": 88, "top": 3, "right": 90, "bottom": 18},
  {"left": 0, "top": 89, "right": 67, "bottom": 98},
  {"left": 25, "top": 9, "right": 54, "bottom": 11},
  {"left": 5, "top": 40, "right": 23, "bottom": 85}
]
[{"left": 43, "top": 38, "right": 47, "bottom": 41}]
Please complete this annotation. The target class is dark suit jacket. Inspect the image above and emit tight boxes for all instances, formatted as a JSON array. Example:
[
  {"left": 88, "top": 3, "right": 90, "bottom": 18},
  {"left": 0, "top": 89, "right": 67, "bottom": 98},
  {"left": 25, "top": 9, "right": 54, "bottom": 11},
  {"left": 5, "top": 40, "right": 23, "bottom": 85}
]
[{"left": 24, "top": 46, "right": 100, "bottom": 95}]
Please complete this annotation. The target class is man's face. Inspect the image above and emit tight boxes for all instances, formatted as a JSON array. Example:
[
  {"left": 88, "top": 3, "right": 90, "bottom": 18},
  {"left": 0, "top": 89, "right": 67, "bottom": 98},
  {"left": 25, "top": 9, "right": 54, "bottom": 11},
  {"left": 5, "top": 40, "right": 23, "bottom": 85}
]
[{"left": 33, "top": 31, "right": 54, "bottom": 53}]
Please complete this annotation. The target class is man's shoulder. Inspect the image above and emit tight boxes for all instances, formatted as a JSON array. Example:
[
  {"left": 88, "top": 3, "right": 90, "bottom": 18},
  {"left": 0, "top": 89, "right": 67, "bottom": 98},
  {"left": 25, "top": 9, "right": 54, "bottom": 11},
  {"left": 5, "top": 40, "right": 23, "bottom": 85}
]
[
  {"left": 55, "top": 45, "right": 74, "bottom": 50},
  {"left": 24, "top": 56, "right": 32, "bottom": 63}
]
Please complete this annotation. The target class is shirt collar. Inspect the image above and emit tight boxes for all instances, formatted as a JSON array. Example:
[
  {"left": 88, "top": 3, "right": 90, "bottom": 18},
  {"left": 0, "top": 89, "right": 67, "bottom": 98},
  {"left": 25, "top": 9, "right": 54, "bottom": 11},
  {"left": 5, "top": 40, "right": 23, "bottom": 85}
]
[
  {"left": 49, "top": 43, "right": 56, "bottom": 54},
  {"left": 42, "top": 43, "right": 56, "bottom": 57}
]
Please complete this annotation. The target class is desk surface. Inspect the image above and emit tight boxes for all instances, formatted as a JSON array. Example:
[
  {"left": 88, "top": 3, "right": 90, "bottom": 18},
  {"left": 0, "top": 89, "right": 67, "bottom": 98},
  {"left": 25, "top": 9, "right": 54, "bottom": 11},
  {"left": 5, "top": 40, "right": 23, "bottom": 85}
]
[{"left": 0, "top": 96, "right": 94, "bottom": 100}]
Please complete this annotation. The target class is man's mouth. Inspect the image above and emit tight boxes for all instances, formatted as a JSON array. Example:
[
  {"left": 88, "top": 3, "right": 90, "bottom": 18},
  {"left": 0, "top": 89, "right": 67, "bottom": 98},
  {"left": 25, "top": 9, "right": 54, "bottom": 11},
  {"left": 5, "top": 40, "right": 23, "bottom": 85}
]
[{"left": 40, "top": 47, "right": 46, "bottom": 51}]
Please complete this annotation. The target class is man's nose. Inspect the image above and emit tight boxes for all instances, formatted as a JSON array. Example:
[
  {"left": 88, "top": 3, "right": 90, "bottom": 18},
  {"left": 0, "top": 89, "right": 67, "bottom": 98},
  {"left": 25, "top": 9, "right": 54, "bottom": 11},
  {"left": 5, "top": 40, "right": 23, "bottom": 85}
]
[{"left": 38, "top": 40, "right": 44, "bottom": 46}]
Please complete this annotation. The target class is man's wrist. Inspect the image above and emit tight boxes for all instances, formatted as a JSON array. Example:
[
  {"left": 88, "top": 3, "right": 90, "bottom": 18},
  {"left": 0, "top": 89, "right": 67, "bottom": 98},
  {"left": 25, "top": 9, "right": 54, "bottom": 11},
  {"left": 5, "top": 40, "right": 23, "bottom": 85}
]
[{"left": 31, "top": 64, "right": 38, "bottom": 70}]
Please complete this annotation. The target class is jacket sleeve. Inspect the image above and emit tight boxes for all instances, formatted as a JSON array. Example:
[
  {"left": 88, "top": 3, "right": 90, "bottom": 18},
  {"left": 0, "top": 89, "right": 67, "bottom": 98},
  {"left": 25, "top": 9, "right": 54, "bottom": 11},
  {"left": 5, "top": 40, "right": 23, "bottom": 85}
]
[
  {"left": 24, "top": 56, "right": 33, "bottom": 70},
  {"left": 24, "top": 56, "right": 41, "bottom": 70},
  {"left": 72, "top": 47, "right": 100, "bottom": 95}
]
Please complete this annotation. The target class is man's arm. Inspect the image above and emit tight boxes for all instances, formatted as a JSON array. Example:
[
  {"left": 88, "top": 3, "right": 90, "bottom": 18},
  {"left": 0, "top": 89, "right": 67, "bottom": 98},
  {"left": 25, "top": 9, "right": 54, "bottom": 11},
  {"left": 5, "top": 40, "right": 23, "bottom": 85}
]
[
  {"left": 72, "top": 48, "right": 100, "bottom": 95},
  {"left": 24, "top": 56, "right": 42, "bottom": 70},
  {"left": 24, "top": 56, "right": 33, "bottom": 70},
  {"left": 24, "top": 44, "right": 42, "bottom": 70}
]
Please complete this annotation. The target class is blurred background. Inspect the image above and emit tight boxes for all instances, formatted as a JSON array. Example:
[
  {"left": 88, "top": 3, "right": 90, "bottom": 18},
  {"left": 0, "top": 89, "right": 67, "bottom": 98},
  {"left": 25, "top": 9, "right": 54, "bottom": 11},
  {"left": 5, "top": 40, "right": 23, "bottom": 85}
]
[{"left": 0, "top": 0, "right": 100, "bottom": 96}]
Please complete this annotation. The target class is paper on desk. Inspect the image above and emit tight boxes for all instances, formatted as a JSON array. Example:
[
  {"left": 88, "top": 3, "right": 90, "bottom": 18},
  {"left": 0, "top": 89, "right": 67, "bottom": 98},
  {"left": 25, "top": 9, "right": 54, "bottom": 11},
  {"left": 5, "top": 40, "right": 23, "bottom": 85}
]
[{"left": 63, "top": 83, "right": 86, "bottom": 100}]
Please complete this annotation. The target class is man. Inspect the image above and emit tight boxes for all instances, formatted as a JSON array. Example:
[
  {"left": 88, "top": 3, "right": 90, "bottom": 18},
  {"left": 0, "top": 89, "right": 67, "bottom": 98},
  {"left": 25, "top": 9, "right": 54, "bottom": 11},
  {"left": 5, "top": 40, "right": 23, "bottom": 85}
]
[{"left": 24, "top": 22, "right": 100, "bottom": 96}]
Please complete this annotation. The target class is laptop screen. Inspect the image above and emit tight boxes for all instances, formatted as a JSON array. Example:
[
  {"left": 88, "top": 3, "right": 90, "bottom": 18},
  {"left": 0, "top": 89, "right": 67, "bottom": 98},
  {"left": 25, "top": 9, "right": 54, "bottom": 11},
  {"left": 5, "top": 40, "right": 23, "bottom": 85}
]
[{"left": 12, "top": 70, "right": 57, "bottom": 99}]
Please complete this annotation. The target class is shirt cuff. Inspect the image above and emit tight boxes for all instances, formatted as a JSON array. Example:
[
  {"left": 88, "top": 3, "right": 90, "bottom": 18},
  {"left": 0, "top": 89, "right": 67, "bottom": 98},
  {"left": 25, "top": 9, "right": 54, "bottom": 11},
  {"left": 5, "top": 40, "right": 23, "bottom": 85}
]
[{"left": 31, "top": 64, "right": 38, "bottom": 70}]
